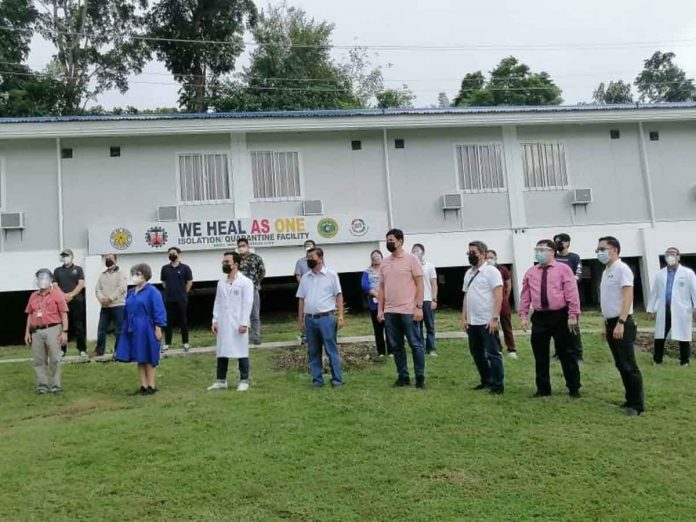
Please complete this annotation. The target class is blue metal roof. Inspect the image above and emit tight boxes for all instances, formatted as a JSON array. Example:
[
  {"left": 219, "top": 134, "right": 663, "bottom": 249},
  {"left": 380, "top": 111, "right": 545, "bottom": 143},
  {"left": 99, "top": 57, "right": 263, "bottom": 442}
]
[{"left": 1, "top": 102, "right": 696, "bottom": 125}]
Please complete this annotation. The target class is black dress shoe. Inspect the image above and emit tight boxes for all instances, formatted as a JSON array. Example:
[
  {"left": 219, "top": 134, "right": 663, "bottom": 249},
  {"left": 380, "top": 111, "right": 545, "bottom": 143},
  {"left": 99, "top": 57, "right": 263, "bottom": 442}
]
[
  {"left": 415, "top": 377, "right": 426, "bottom": 389},
  {"left": 393, "top": 378, "right": 411, "bottom": 387},
  {"left": 134, "top": 386, "right": 147, "bottom": 396},
  {"left": 489, "top": 387, "right": 504, "bottom": 395},
  {"left": 473, "top": 384, "right": 489, "bottom": 391},
  {"left": 146, "top": 387, "right": 157, "bottom": 395},
  {"left": 569, "top": 390, "right": 581, "bottom": 399},
  {"left": 533, "top": 391, "right": 551, "bottom": 398}
]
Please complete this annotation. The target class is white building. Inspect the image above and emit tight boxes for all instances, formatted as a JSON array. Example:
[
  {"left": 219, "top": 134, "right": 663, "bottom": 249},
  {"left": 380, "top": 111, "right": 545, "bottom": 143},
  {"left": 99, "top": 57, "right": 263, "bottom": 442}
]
[{"left": 0, "top": 103, "right": 694, "bottom": 342}]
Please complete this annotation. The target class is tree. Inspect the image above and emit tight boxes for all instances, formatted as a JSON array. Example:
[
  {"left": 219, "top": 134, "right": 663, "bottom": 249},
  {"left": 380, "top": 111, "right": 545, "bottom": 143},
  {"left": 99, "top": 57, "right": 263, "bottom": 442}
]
[
  {"left": 635, "top": 51, "right": 695, "bottom": 103},
  {"left": 34, "top": 0, "right": 150, "bottom": 113},
  {"left": 148, "top": 0, "right": 258, "bottom": 112},
  {"left": 215, "top": 5, "right": 359, "bottom": 112},
  {"left": 376, "top": 85, "right": 415, "bottom": 109},
  {"left": 454, "top": 57, "right": 562, "bottom": 107},
  {"left": 592, "top": 80, "right": 633, "bottom": 104},
  {"left": 437, "top": 92, "right": 450, "bottom": 108},
  {"left": 339, "top": 47, "right": 385, "bottom": 108}
]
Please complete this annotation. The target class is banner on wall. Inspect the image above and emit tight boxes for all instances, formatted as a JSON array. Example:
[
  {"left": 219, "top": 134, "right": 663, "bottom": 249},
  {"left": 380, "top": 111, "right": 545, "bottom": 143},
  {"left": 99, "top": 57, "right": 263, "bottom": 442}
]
[{"left": 88, "top": 212, "right": 388, "bottom": 255}]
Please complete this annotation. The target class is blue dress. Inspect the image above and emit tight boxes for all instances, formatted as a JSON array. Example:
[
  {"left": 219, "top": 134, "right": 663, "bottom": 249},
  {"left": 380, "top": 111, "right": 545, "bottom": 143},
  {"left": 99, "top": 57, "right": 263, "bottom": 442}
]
[{"left": 115, "top": 284, "right": 167, "bottom": 367}]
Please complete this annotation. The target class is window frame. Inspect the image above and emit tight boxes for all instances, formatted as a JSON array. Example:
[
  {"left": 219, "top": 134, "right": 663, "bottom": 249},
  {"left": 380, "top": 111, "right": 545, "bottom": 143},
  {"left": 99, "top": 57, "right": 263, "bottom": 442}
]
[
  {"left": 248, "top": 149, "right": 305, "bottom": 202},
  {"left": 520, "top": 141, "right": 571, "bottom": 192},
  {"left": 175, "top": 151, "right": 234, "bottom": 206},
  {"left": 0, "top": 157, "right": 6, "bottom": 211},
  {"left": 453, "top": 142, "right": 508, "bottom": 194}
]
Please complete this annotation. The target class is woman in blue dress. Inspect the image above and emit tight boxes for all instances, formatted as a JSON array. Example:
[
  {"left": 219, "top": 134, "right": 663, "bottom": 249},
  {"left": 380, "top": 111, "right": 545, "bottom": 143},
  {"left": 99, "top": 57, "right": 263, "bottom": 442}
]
[{"left": 115, "top": 263, "right": 167, "bottom": 395}]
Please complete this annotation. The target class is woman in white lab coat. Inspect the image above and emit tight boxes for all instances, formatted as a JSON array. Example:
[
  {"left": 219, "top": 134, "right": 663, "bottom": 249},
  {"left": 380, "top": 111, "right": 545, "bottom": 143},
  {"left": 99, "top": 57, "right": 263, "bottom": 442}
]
[
  {"left": 207, "top": 251, "right": 255, "bottom": 391},
  {"left": 647, "top": 247, "right": 696, "bottom": 366}
]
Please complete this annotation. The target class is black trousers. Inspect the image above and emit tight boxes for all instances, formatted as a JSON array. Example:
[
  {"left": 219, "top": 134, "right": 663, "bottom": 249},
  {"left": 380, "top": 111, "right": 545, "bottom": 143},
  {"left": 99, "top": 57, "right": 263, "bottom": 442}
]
[
  {"left": 62, "top": 298, "right": 86, "bottom": 354},
  {"left": 369, "top": 308, "right": 392, "bottom": 355},
  {"left": 605, "top": 317, "right": 644, "bottom": 412},
  {"left": 164, "top": 301, "right": 189, "bottom": 344},
  {"left": 653, "top": 307, "right": 691, "bottom": 365},
  {"left": 531, "top": 309, "right": 581, "bottom": 394},
  {"left": 217, "top": 357, "right": 249, "bottom": 381}
]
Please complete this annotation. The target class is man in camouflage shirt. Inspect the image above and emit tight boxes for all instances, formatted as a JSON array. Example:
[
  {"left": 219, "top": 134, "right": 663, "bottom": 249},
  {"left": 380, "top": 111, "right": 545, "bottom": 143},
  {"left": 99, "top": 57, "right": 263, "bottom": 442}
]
[{"left": 237, "top": 238, "right": 266, "bottom": 344}]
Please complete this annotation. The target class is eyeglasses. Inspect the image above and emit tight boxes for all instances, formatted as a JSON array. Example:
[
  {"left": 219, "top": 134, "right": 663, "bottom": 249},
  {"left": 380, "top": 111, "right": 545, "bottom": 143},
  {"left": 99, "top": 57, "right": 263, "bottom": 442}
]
[
  {"left": 534, "top": 248, "right": 552, "bottom": 254},
  {"left": 595, "top": 247, "right": 611, "bottom": 253}
]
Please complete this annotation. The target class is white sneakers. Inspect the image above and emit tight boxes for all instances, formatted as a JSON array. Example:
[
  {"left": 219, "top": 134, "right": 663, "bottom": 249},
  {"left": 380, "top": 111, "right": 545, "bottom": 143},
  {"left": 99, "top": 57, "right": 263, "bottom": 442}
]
[
  {"left": 79, "top": 351, "right": 88, "bottom": 359},
  {"left": 508, "top": 352, "right": 519, "bottom": 360},
  {"left": 183, "top": 344, "right": 191, "bottom": 352},
  {"left": 237, "top": 381, "right": 250, "bottom": 392},
  {"left": 207, "top": 381, "right": 228, "bottom": 390},
  {"left": 161, "top": 345, "right": 170, "bottom": 353}
]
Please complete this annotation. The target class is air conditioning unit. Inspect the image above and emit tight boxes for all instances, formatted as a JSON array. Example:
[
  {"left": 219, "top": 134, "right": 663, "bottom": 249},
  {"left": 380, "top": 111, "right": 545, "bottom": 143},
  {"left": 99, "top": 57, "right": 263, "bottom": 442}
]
[
  {"left": 157, "top": 206, "right": 179, "bottom": 222},
  {"left": 442, "top": 193, "right": 464, "bottom": 210},
  {"left": 0, "top": 212, "right": 25, "bottom": 229},
  {"left": 571, "top": 189, "right": 593, "bottom": 205},
  {"left": 303, "top": 200, "right": 324, "bottom": 216}
]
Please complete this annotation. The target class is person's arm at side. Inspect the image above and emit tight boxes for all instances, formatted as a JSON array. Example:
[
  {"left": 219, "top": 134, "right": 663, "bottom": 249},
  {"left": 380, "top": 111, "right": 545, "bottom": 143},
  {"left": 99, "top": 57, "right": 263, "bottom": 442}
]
[
  {"left": 489, "top": 285, "right": 502, "bottom": 334},
  {"left": 258, "top": 256, "right": 266, "bottom": 283},
  {"left": 646, "top": 274, "right": 659, "bottom": 319},
  {"left": 413, "top": 274, "right": 424, "bottom": 322},
  {"left": 95, "top": 275, "right": 108, "bottom": 306},
  {"left": 334, "top": 273, "right": 345, "bottom": 329},
  {"left": 377, "top": 268, "right": 386, "bottom": 322},
  {"left": 519, "top": 271, "right": 532, "bottom": 332},
  {"left": 297, "top": 298, "right": 305, "bottom": 332},
  {"left": 185, "top": 266, "right": 193, "bottom": 293},
  {"left": 160, "top": 267, "right": 167, "bottom": 290},
  {"left": 614, "top": 286, "right": 634, "bottom": 340},
  {"left": 24, "top": 313, "right": 32, "bottom": 346},
  {"left": 240, "top": 280, "right": 254, "bottom": 334},
  {"left": 575, "top": 256, "right": 583, "bottom": 282},
  {"left": 430, "top": 266, "right": 439, "bottom": 311},
  {"left": 211, "top": 281, "right": 222, "bottom": 335},
  {"left": 563, "top": 265, "right": 581, "bottom": 330},
  {"left": 115, "top": 272, "right": 128, "bottom": 303},
  {"left": 152, "top": 289, "right": 167, "bottom": 341},
  {"left": 58, "top": 294, "right": 69, "bottom": 345},
  {"left": 361, "top": 271, "right": 372, "bottom": 295}
]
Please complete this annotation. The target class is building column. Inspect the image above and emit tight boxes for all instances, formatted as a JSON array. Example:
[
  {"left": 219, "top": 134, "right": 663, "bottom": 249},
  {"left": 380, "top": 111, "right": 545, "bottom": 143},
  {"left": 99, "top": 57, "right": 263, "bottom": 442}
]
[
  {"left": 510, "top": 230, "right": 534, "bottom": 311},
  {"left": 639, "top": 226, "right": 660, "bottom": 306},
  {"left": 230, "top": 133, "right": 253, "bottom": 218},
  {"left": 85, "top": 254, "right": 103, "bottom": 341}
]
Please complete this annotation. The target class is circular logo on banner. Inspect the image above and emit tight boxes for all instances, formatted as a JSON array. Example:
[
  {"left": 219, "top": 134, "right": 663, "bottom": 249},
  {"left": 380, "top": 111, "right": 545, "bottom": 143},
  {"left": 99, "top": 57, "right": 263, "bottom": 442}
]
[
  {"left": 145, "top": 226, "right": 169, "bottom": 248},
  {"left": 349, "top": 218, "right": 368, "bottom": 237},
  {"left": 317, "top": 218, "right": 339, "bottom": 239},
  {"left": 110, "top": 228, "right": 133, "bottom": 250}
]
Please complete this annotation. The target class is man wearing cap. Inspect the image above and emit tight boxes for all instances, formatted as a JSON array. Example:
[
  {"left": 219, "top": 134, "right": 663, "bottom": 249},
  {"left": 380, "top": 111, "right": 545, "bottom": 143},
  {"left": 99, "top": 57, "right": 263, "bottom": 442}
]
[
  {"left": 53, "top": 249, "right": 87, "bottom": 358},
  {"left": 93, "top": 253, "right": 128, "bottom": 360},
  {"left": 25, "top": 269, "right": 69, "bottom": 393}
]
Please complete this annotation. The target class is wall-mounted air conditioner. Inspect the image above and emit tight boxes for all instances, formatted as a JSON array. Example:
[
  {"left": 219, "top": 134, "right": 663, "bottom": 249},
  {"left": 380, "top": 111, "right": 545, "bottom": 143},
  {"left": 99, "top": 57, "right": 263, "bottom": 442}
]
[
  {"left": 571, "top": 189, "right": 593, "bottom": 205},
  {"left": 442, "top": 193, "right": 464, "bottom": 210},
  {"left": 157, "top": 206, "right": 179, "bottom": 222},
  {"left": 0, "top": 212, "right": 25, "bottom": 229},
  {"left": 303, "top": 200, "right": 324, "bottom": 216}
]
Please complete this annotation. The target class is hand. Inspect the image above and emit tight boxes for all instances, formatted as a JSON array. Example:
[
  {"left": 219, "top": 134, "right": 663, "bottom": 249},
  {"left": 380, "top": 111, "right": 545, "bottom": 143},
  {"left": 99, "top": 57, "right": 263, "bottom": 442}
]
[
  {"left": 212, "top": 323, "right": 219, "bottom": 335},
  {"left": 65, "top": 294, "right": 74, "bottom": 303},
  {"left": 337, "top": 316, "right": 345, "bottom": 330},
  {"left": 613, "top": 323, "right": 625, "bottom": 340},
  {"left": 520, "top": 319, "right": 528, "bottom": 333},
  {"left": 377, "top": 311, "right": 385, "bottom": 323},
  {"left": 461, "top": 315, "right": 468, "bottom": 331},
  {"left": 369, "top": 290, "right": 379, "bottom": 298},
  {"left": 155, "top": 326, "right": 162, "bottom": 341},
  {"left": 413, "top": 308, "right": 424, "bottom": 322},
  {"left": 647, "top": 312, "right": 655, "bottom": 321},
  {"left": 487, "top": 318, "right": 499, "bottom": 335},
  {"left": 59, "top": 332, "right": 68, "bottom": 345},
  {"left": 238, "top": 326, "right": 248, "bottom": 334},
  {"left": 568, "top": 317, "right": 578, "bottom": 334},
  {"left": 431, "top": 301, "right": 438, "bottom": 311},
  {"left": 25, "top": 332, "right": 32, "bottom": 346}
]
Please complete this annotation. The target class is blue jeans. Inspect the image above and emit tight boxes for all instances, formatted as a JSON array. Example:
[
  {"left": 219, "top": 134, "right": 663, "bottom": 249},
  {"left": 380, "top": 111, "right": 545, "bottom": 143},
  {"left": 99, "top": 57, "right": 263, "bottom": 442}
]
[
  {"left": 96, "top": 306, "right": 124, "bottom": 355},
  {"left": 416, "top": 301, "right": 436, "bottom": 353},
  {"left": 467, "top": 324, "right": 504, "bottom": 389},
  {"left": 385, "top": 313, "right": 425, "bottom": 380},
  {"left": 305, "top": 315, "right": 342, "bottom": 385}
]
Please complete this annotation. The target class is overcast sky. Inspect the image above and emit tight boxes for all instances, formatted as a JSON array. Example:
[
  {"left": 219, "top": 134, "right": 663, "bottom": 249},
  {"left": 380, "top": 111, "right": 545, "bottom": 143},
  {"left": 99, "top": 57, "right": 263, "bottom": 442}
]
[{"left": 27, "top": 0, "right": 696, "bottom": 109}]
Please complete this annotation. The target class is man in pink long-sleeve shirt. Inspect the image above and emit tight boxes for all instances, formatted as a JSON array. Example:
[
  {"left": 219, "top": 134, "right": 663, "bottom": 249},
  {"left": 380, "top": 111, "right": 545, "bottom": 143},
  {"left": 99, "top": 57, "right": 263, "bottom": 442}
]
[{"left": 519, "top": 239, "right": 582, "bottom": 398}]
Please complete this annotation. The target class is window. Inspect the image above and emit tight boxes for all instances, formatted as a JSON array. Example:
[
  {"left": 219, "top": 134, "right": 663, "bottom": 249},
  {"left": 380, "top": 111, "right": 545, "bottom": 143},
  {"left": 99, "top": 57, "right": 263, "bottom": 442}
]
[
  {"left": 177, "top": 153, "right": 232, "bottom": 204},
  {"left": 250, "top": 151, "right": 302, "bottom": 200},
  {"left": 394, "top": 139, "right": 405, "bottom": 149},
  {"left": 522, "top": 142, "right": 569, "bottom": 190},
  {"left": 61, "top": 148, "right": 73, "bottom": 159},
  {"left": 455, "top": 144, "right": 506, "bottom": 193},
  {"left": 610, "top": 130, "right": 620, "bottom": 140},
  {"left": 110, "top": 146, "right": 121, "bottom": 157},
  {"left": 650, "top": 131, "right": 660, "bottom": 141},
  {"left": 351, "top": 140, "right": 362, "bottom": 151}
]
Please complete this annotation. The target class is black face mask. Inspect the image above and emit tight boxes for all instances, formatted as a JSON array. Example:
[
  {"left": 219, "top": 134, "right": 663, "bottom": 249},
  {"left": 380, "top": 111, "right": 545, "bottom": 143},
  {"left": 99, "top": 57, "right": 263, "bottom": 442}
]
[
  {"left": 105, "top": 259, "right": 114, "bottom": 268},
  {"left": 386, "top": 242, "right": 397, "bottom": 253},
  {"left": 169, "top": 254, "right": 178, "bottom": 262},
  {"left": 468, "top": 253, "right": 479, "bottom": 266},
  {"left": 222, "top": 264, "right": 232, "bottom": 274},
  {"left": 555, "top": 242, "right": 564, "bottom": 252},
  {"left": 307, "top": 259, "right": 318, "bottom": 269}
]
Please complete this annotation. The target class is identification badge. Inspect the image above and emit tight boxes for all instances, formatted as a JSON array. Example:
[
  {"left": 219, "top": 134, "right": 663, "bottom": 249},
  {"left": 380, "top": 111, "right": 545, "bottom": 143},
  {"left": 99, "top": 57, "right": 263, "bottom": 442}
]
[{"left": 36, "top": 310, "right": 43, "bottom": 318}]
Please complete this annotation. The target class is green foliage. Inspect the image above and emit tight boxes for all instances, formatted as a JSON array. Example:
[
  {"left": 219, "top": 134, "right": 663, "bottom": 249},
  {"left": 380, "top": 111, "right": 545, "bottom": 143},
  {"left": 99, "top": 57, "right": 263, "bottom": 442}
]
[
  {"left": 635, "top": 51, "right": 695, "bottom": 103},
  {"left": 454, "top": 57, "right": 562, "bottom": 107},
  {"left": 376, "top": 85, "right": 415, "bottom": 109},
  {"left": 592, "top": 80, "right": 634, "bottom": 104}
]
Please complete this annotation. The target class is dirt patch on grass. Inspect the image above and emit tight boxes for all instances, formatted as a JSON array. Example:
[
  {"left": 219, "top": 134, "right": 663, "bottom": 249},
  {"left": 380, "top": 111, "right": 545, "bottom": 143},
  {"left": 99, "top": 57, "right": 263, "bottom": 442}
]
[
  {"left": 273, "top": 343, "right": 385, "bottom": 372},
  {"left": 429, "top": 469, "right": 481, "bottom": 487}
]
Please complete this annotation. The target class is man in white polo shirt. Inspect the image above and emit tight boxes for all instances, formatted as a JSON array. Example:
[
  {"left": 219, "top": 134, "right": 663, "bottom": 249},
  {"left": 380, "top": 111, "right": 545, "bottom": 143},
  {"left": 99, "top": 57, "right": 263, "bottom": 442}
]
[
  {"left": 462, "top": 240, "right": 505, "bottom": 395},
  {"left": 597, "top": 236, "right": 644, "bottom": 416},
  {"left": 296, "top": 247, "right": 344, "bottom": 388}
]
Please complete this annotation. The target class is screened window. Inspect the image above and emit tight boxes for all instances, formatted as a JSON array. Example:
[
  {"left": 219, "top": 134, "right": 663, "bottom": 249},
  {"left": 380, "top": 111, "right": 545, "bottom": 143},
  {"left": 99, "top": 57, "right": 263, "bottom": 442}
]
[
  {"left": 251, "top": 151, "right": 302, "bottom": 200},
  {"left": 522, "top": 142, "right": 569, "bottom": 190},
  {"left": 455, "top": 144, "right": 506, "bottom": 192},
  {"left": 177, "top": 153, "right": 231, "bottom": 203}
]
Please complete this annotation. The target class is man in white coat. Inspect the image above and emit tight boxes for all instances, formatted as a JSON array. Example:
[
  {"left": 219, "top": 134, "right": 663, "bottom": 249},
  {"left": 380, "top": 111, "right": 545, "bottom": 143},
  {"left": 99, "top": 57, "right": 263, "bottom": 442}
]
[
  {"left": 647, "top": 247, "right": 696, "bottom": 366},
  {"left": 208, "top": 251, "right": 255, "bottom": 391}
]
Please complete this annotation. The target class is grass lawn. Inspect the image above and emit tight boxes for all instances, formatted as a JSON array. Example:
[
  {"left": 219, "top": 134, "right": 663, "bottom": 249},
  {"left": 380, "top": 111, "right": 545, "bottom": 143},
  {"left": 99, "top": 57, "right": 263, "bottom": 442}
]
[{"left": 1, "top": 320, "right": 695, "bottom": 520}]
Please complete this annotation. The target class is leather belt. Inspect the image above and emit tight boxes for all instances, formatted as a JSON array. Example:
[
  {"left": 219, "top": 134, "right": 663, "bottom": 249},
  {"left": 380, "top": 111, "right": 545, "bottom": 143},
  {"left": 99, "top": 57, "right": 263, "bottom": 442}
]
[{"left": 304, "top": 311, "right": 335, "bottom": 319}]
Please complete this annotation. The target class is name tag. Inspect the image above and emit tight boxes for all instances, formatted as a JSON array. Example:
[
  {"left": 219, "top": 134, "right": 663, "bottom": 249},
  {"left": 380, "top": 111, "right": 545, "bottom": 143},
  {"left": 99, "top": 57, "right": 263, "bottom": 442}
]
[{"left": 35, "top": 310, "right": 43, "bottom": 318}]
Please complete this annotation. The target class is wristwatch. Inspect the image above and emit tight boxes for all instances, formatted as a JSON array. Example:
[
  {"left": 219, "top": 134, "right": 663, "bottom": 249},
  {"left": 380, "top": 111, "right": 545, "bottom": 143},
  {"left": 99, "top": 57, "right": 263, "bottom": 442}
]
[
  {"left": 617, "top": 318, "right": 626, "bottom": 325},
  {"left": 416, "top": 304, "right": 423, "bottom": 309}
]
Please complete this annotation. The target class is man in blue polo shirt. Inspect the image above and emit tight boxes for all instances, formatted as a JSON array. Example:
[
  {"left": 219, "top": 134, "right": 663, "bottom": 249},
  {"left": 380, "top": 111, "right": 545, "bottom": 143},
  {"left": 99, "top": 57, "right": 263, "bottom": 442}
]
[{"left": 160, "top": 247, "right": 193, "bottom": 352}]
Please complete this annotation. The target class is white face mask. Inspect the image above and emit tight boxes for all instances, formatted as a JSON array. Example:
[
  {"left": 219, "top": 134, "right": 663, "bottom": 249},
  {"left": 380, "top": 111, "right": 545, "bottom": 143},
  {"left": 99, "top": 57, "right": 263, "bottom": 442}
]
[
  {"left": 413, "top": 250, "right": 424, "bottom": 261},
  {"left": 487, "top": 258, "right": 497, "bottom": 266},
  {"left": 60, "top": 255, "right": 73, "bottom": 266},
  {"left": 37, "top": 276, "right": 52, "bottom": 290},
  {"left": 131, "top": 274, "right": 144, "bottom": 286},
  {"left": 665, "top": 255, "right": 678, "bottom": 267}
]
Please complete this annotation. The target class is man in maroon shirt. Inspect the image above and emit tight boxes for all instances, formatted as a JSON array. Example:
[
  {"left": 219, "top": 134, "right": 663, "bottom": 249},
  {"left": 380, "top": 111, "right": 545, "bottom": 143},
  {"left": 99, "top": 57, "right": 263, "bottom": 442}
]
[
  {"left": 486, "top": 250, "right": 518, "bottom": 359},
  {"left": 25, "top": 269, "right": 69, "bottom": 394}
]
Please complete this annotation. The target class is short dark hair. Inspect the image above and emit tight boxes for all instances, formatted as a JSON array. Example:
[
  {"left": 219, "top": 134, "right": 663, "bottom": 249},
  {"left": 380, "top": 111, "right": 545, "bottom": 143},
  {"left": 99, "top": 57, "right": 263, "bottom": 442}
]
[
  {"left": 106, "top": 253, "right": 118, "bottom": 260},
  {"left": 370, "top": 249, "right": 383, "bottom": 259},
  {"left": 237, "top": 237, "right": 249, "bottom": 246},
  {"left": 553, "top": 233, "right": 570, "bottom": 243},
  {"left": 386, "top": 228, "right": 404, "bottom": 241},
  {"left": 307, "top": 247, "right": 324, "bottom": 258},
  {"left": 468, "top": 240, "right": 487, "bottom": 254},
  {"left": 537, "top": 239, "right": 557, "bottom": 254},
  {"left": 666, "top": 246, "right": 680, "bottom": 255},
  {"left": 223, "top": 251, "right": 242, "bottom": 266},
  {"left": 412, "top": 243, "right": 425, "bottom": 252},
  {"left": 167, "top": 247, "right": 181, "bottom": 254},
  {"left": 304, "top": 239, "right": 316, "bottom": 248},
  {"left": 599, "top": 236, "right": 621, "bottom": 254},
  {"left": 130, "top": 263, "right": 153, "bottom": 281},
  {"left": 488, "top": 249, "right": 497, "bottom": 257},
  {"left": 35, "top": 268, "right": 53, "bottom": 279}
]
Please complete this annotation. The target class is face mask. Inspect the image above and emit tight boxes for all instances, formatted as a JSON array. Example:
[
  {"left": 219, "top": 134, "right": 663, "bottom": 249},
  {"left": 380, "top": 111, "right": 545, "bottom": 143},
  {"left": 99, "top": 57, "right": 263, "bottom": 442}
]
[
  {"left": 413, "top": 250, "right": 424, "bottom": 261},
  {"left": 61, "top": 256, "right": 73, "bottom": 266},
  {"left": 487, "top": 258, "right": 496, "bottom": 266},
  {"left": 105, "top": 259, "right": 115, "bottom": 268},
  {"left": 222, "top": 264, "right": 232, "bottom": 274},
  {"left": 131, "top": 274, "right": 144, "bottom": 285},
  {"left": 168, "top": 254, "right": 178, "bottom": 262},
  {"left": 238, "top": 246, "right": 249, "bottom": 255},
  {"left": 37, "top": 277, "right": 51, "bottom": 290},
  {"left": 666, "top": 255, "right": 678, "bottom": 267},
  {"left": 555, "top": 242, "right": 565, "bottom": 252},
  {"left": 371, "top": 256, "right": 382, "bottom": 265},
  {"left": 597, "top": 251, "right": 610, "bottom": 265},
  {"left": 386, "top": 242, "right": 397, "bottom": 253},
  {"left": 534, "top": 251, "right": 548, "bottom": 265},
  {"left": 307, "top": 259, "right": 318, "bottom": 269},
  {"left": 468, "top": 253, "right": 479, "bottom": 266}
]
